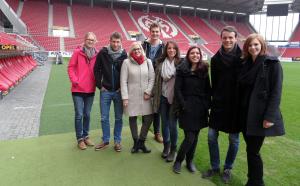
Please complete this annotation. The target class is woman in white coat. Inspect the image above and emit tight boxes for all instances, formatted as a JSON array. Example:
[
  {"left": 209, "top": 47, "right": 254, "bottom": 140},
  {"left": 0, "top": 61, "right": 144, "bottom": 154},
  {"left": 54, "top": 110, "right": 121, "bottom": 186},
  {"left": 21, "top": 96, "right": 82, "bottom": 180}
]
[{"left": 121, "top": 42, "right": 155, "bottom": 153}]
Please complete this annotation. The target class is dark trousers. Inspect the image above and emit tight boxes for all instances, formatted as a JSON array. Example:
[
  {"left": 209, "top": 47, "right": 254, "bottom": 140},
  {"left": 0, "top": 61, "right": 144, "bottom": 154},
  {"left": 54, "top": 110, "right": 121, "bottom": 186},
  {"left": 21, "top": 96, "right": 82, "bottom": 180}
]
[
  {"left": 243, "top": 133, "right": 265, "bottom": 186},
  {"left": 153, "top": 113, "right": 160, "bottom": 134},
  {"left": 129, "top": 114, "right": 153, "bottom": 140},
  {"left": 176, "top": 130, "right": 200, "bottom": 163}
]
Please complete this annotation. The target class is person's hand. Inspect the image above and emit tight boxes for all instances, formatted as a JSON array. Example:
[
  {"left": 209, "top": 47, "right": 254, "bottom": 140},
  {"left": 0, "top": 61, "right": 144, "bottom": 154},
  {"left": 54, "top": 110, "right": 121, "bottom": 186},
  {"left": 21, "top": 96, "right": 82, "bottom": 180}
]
[
  {"left": 144, "top": 93, "right": 150, "bottom": 100},
  {"left": 101, "top": 87, "right": 107, "bottom": 91},
  {"left": 123, "top": 99, "right": 128, "bottom": 107},
  {"left": 263, "top": 120, "right": 274, "bottom": 128}
]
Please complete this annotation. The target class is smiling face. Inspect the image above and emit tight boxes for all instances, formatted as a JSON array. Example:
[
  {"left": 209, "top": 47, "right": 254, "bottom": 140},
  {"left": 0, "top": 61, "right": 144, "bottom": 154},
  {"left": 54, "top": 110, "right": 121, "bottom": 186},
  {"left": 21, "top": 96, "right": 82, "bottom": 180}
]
[
  {"left": 150, "top": 27, "right": 161, "bottom": 41},
  {"left": 167, "top": 43, "right": 177, "bottom": 60},
  {"left": 132, "top": 45, "right": 142, "bottom": 57},
  {"left": 84, "top": 34, "right": 96, "bottom": 48},
  {"left": 221, "top": 31, "right": 237, "bottom": 52},
  {"left": 110, "top": 38, "right": 122, "bottom": 51},
  {"left": 248, "top": 38, "right": 262, "bottom": 60},
  {"left": 188, "top": 48, "right": 201, "bottom": 64}
]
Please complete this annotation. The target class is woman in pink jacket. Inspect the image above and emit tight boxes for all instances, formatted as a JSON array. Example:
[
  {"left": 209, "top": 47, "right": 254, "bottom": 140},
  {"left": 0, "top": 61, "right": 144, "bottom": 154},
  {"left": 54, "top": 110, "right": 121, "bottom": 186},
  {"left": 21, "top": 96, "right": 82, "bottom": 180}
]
[{"left": 68, "top": 32, "right": 98, "bottom": 150}]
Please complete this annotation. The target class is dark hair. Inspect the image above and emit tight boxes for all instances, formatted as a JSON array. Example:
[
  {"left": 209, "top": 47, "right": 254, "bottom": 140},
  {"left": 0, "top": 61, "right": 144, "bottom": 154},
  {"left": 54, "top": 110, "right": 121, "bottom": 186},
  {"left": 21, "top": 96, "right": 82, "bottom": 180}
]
[
  {"left": 186, "top": 46, "right": 209, "bottom": 75},
  {"left": 110, "top": 32, "right": 122, "bottom": 41},
  {"left": 149, "top": 22, "right": 161, "bottom": 32},
  {"left": 221, "top": 26, "right": 238, "bottom": 38},
  {"left": 157, "top": 41, "right": 181, "bottom": 65}
]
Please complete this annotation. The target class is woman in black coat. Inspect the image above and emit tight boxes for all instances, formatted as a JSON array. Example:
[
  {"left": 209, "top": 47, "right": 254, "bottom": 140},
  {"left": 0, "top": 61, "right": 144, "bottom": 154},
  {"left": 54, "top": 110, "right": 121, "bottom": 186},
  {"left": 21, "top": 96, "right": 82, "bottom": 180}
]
[
  {"left": 237, "top": 33, "right": 285, "bottom": 186},
  {"left": 172, "top": 46, "right": 211, "bottom": 174}
]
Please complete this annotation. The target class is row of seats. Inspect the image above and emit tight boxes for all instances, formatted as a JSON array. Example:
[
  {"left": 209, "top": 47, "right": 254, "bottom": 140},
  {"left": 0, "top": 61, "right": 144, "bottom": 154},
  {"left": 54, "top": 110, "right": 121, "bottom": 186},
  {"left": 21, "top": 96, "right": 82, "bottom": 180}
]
[{"left": 0, "top": 56, "right": 37, "bottom": 92}]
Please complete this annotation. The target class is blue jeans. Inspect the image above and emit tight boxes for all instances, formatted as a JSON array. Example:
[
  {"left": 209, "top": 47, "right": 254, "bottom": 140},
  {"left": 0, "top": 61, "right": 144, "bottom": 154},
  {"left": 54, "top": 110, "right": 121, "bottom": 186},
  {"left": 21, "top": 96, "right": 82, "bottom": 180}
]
[
  {"left": 72, "top": 95, "right": 94, "bottom": 141},
  {"left": 160, "top": 96, "right": 178, "bottom": 148},
  {"left": 208, "top": 127, "right": 239, "bottom": 170},
  {"left": 100, "top": 90, "right": 123, "bottom": 143}
]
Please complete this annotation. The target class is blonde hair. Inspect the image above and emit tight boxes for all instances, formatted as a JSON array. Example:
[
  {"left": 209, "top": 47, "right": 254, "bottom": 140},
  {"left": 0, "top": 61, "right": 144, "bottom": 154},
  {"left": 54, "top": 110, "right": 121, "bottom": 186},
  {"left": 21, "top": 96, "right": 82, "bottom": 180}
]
[
  {"left": 84, "top": 32, "right": 97, "bottom": 42},
  {"left": 128, "top": 42, "right": 146, "bottom": 58},
  {"left": 242, "top": 33, "right": 267, "bottom": 59}
]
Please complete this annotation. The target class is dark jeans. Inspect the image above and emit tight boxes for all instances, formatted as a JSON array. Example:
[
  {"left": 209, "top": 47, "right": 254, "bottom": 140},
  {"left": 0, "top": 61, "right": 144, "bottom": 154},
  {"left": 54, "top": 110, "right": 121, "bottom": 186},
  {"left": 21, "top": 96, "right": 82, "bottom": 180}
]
[
  {"left": 176, "top": 130, "right": 200, "bottom": 163},
  {"left": 208, "top": 128, "right": 239, "bottom": 170},
  {"left": 160, "top": 96, "right": 178, "bottom": 149},
  {"left": 243, "top": 133, "right": 265, "bottom": 186},
  {"left": 72, "top": 95, "right": 94, "bottom": 141},
  {"left": 129, "top": 114, "right": 153, "bottom": 140}
]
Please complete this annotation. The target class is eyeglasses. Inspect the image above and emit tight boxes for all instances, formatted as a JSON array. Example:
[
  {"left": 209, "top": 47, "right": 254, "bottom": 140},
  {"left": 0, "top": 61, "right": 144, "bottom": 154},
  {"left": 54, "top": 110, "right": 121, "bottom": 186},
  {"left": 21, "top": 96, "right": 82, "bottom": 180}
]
[
  {"left": 86, "top": 39, "right": 95, "bottom": 42},
  {"left": 133, "top": 48, "right": 141, "bottom": 51}
]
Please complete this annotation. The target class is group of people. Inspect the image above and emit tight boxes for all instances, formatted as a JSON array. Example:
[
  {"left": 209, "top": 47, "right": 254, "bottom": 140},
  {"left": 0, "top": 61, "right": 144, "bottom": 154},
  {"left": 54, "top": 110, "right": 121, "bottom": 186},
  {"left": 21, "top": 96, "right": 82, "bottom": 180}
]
[{"left": 67, "top": 23, "right": 285, "bottom": 186}]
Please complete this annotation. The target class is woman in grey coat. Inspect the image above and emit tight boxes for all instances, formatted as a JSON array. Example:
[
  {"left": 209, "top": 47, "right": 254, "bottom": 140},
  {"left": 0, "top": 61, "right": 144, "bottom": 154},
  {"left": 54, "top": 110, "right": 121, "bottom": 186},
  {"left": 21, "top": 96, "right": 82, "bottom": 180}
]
[
  {"left": 237, "top": 33, "right": 285, "bottom": 186},
  {"left": 120, "top": 42, "right": 155, "bottom": 153}
]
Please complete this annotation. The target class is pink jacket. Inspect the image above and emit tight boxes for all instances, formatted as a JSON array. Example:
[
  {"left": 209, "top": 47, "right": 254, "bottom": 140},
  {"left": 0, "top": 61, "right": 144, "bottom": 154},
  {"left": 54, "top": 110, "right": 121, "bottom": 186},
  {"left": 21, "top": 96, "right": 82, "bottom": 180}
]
[{"left": 68, "top": 47, "right": 98, "bottom": 93}]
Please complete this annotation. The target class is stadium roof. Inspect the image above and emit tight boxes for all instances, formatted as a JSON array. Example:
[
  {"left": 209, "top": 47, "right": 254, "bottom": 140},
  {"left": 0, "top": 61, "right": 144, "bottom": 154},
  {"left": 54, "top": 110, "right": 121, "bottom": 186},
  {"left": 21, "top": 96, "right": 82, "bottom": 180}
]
[{"left": 72, "top": 0, "right": 265, "bottom": 15}]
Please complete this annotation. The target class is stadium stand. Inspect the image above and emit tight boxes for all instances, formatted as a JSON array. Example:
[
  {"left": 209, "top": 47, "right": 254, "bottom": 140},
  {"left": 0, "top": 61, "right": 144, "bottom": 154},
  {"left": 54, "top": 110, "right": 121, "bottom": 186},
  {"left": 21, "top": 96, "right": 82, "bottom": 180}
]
[{"left": 53, "top": 3, "right": 69, "bottom": 28}]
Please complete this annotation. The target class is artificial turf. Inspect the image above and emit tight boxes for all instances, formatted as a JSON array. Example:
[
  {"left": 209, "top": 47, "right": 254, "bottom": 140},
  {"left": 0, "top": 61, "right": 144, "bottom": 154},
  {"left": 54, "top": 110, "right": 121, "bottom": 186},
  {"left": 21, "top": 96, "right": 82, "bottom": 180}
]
[{"left": 0, "top": 128, "right": 214, "bottom": 186}]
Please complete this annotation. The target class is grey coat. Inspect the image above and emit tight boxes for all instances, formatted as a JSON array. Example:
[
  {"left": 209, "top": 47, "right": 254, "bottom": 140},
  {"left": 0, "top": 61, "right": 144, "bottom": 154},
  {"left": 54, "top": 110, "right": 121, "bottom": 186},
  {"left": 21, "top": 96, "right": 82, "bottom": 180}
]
[{"left": 120, "top": 57, "right": 155, "bottom": 116}]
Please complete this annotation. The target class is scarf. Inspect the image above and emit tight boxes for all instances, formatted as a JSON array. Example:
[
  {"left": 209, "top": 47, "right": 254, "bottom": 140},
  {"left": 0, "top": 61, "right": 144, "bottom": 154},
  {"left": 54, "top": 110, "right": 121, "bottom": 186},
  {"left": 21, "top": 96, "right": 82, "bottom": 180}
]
[
  {"left": 83, "top": 46, "right": 96, "bottom": 60},
  {"left": 161, "top": 58, "right": 176, "bottom": 104},
  {"left": 218, "top": 44, "right": 241, "bottom": 66},
  {"left": 130, "top": 52, "right": 145, "bottom": 65},
  {"left": 107, "top": 45, "right": 123, "bottom": 61},
  {"left": 161, "top": 58, "right": 176, "bottom": 81}
]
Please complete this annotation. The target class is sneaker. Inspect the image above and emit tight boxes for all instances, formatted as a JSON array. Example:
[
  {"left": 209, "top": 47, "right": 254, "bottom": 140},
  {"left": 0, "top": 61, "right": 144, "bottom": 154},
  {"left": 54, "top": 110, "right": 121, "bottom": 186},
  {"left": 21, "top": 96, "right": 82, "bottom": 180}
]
[
  {"left": 154, "top": 133, "right": 163, "bottom": 143},
  {"left": 173, "top": 161, "right": 181, "bottom": 174},
  {"left": 202, "top": 169, "right": 220, "bottom": 178},
  {"left": 95, "top": 142, "right": 109, "bottom": 151},
  {"left": 222, "top": 169, "right": 232, "bottom": 184},
  {"left": 84, "top": 137, "right": 95, "bottom": 146},
  {"left": 78, "top": 140, "right": 87, "bottom": 150},
  {"left": 114, "top": 143, "right": 122, "bottom": 152}
]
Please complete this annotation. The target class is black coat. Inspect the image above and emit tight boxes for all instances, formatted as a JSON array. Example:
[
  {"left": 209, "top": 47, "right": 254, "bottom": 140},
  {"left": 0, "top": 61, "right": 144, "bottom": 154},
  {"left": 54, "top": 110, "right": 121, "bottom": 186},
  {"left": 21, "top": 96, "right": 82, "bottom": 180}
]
[
  {"left": 238, "top": 55, "right": 285, "bottom": 136},
  {"left": 174, "top": 61, "right": 211, "bottom": 131},
  {"left": 209, "top": 48, "right": 242, "bottom": 133},
  {"left": 94, "top": 47, "right": 127, "bottom": 91}
]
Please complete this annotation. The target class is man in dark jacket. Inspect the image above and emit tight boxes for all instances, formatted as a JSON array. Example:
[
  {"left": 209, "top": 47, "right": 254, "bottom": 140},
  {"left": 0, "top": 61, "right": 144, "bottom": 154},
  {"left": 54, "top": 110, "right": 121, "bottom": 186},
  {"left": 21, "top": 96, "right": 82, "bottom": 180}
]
[
  {"left": 94, "top": 32, "right": 127, "bottom": 152},
  {"left": 142, "top": 22, "right": 164, "bottom": 143},
  {"left": 202, "top": 26, "right": 242, "bottom": 183}
]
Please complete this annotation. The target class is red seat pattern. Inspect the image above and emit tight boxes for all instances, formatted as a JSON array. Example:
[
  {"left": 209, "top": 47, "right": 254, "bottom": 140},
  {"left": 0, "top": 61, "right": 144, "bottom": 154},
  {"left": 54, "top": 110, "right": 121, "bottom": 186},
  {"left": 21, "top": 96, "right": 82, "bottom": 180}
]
[
  {"left": 65, "top": 5, "right": 124, "bottom": 51},
  {"left": 0, "top": 56, "right": 37, "bottom": 92},
  {"left": 208, "top": 19, "right": 227, "bottom": 32},
  {"left": 281, "top": 48, "right": 300, "bottom": 57},
  {"left": 21, "top": 0, "right": 49, "bottom": 36},
  {"left": 115, "top": 9, "right": 139, "bottom": 34},
  {"left": 290, "top": 24, "right": 300, "bottom": 42},
  {"left": 53, "top": 3, "right": 69, "bottom": 27}
]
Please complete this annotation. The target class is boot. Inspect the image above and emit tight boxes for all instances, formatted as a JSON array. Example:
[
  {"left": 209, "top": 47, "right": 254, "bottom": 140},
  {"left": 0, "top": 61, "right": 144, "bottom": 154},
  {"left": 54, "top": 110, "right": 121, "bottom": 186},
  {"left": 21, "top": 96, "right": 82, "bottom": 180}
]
[
  {"left": 131, "top": 139, "right": 138, "bottom": 153},
  {"left": 161, "top": 142, "right": 170, "bottom": 159},
  {"left": 138, "top": 139, "right": 151, "bottom": 153},
  {"left": 173, "top": 161, "right": 181, "bottom": 174},
  {"left": 166, "top": 146, "right": 176, "bottom": 162},
  {"left": 186, "top": 160, "right": 197, "bottom": 173}
]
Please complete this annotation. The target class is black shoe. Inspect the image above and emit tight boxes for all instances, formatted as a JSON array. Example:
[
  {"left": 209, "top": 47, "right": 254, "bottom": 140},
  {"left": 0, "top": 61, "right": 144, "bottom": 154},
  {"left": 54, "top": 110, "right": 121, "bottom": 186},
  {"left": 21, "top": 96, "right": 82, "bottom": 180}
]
[
  {"left": 161, "top": 142, "right": 170, "bottom": 159},
  {"left": 166, "top": 149, "right": 176, "bottom": 162},
  {"left": 202, "top": 168, "right": 220, "bottom": 178},
  {"left": 186, "top": 161, "right": 197, "bottom": 173},
  {"left": 222, "top": 169, "right": 232, "bottom": 184},
  {"left": 138, "top": 139, "right": 151, "bottom": 153},
  {"left": 131, "top": 139, "right": 138, "bottom": 153},
  {"left": 173, "top": 161, "right": 181, "bottom": 174}
]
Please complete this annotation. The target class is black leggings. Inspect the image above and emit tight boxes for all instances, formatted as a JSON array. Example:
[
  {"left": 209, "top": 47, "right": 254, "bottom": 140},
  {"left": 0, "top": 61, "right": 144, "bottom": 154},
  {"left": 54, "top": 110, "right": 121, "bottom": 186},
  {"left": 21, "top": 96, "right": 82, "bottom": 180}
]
[
  {"left": 176, "top": 130, "right": 200, "bottom": 163},
  {"left": 129, "top": 114, "right": 153, "bottom": 140},
  {"left": 243, "top": 133, "right": 265, "bottom": 186}
]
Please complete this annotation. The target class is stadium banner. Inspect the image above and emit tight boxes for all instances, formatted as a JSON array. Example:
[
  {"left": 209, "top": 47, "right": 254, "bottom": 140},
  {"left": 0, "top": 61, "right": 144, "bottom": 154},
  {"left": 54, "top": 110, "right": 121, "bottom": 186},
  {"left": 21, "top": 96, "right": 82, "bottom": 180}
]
[
  {"left": 0, "top": 44, "right": 17, "bottom": 50},
  {"left": 279, "top": 57, "right": 293, "bottom": 62},
  {"left": 48, "top": 51, "right": 72, "bottom": 58}
]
